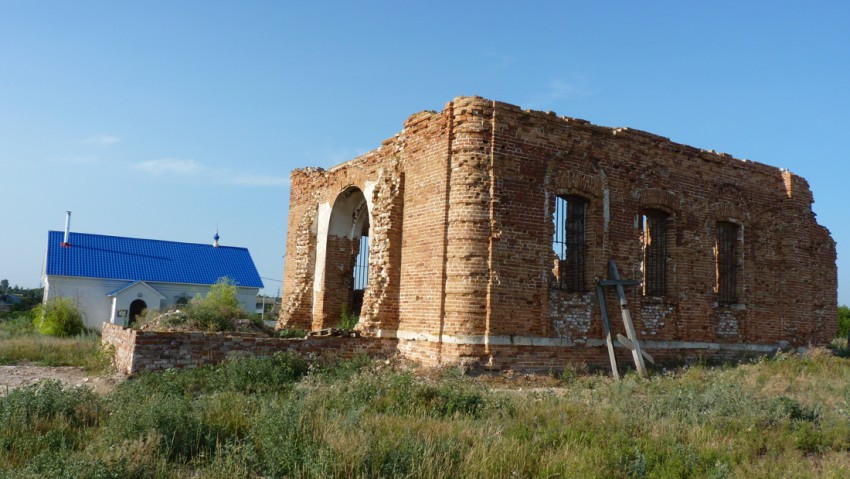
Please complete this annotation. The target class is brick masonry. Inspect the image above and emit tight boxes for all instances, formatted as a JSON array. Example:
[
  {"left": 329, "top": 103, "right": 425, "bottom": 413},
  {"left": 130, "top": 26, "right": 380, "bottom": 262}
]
[
  {"left": 277, "top": 96, "right": 837, "bottom": 371},
  {"left": 101, "top": 323, "right": 396, "bottom": 375}
]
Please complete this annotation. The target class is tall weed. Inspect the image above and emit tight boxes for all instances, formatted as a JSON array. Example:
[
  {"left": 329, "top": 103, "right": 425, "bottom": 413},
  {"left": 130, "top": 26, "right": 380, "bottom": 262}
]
[
  {"left": 0, "top": 381, "right": 99, "bottom": 468},
  {"left": 2, "top": 351, "right": 850, "bottom": 478},
  {"left": 0, "top": 333, "right": 110, "bottom": 371}
]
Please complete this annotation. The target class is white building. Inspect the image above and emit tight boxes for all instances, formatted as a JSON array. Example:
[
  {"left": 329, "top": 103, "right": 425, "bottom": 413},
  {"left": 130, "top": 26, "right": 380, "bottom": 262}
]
[{"left": 42, "top": 226, "right": 264, "bottom": 330}]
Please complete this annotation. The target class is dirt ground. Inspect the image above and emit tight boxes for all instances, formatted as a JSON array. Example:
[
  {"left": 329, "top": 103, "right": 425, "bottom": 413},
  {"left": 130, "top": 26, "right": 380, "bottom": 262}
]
[{"left": 0, "top": 364, "right": 124, "bottom": 396}]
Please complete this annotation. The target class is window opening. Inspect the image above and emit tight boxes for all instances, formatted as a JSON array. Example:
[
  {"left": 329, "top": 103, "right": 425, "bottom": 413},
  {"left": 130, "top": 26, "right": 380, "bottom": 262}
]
[
  {"left": 716, "top": 221, "right": 739, "bottom": 304},
  {"left": 553, "top": 196, "right": 567, "bottom": 261},
  {"left": 642, "top": 210, "right": 668, "bottom": 296},
  {"left": 553, "top": 195, "right": 587, "bottom": 292},
  {"left": 353, "top": 233, "right": 369, "bottom": 291},
  {"left": 351, "top": 223, "right": 369, "bottom": 315}
]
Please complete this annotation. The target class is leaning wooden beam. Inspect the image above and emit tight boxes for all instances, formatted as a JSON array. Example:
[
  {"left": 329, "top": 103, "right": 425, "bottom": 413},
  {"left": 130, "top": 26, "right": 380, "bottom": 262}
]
[
  {"left": 608, "top": 260, "right": 648, "bottom": 378},
  {"left": 596, "top": 284, "right": 620, "bottom": 380},
  {"left": 616, "top": 333, "right": 655, "bottom": 364}
]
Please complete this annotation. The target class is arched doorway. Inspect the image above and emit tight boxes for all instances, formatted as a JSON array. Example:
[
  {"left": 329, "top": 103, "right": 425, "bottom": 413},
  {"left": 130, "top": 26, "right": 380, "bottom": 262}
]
[
  {"left": 316, "top": 186, "right": 370, "bottom": 329},
  {"left": 129, "top": 299, "right": 147, "bottom": 326}
]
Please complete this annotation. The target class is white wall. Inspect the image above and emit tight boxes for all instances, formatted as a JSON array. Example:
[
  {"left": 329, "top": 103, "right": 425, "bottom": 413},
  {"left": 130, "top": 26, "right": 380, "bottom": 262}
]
[
  {"left": 109, "top": 281, "right": 165, "bottom": 327},
  {"left": 44, "top": 276, "right": 130, "bottom": 330},
  {"left": 44, "top": 275, "right": 260, "bottom": 331},
  {"left": 146, "top": 282, "right": 258, "bottom": 313}
]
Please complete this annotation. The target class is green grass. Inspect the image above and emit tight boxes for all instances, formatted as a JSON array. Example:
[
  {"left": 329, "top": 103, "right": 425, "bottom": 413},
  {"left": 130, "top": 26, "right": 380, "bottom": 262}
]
[
  {"left": 0, "top": 312, "right": 112, "bottom": 371},
  {"left": 2, "top": 350, "right": 850, "bottom": 478}
]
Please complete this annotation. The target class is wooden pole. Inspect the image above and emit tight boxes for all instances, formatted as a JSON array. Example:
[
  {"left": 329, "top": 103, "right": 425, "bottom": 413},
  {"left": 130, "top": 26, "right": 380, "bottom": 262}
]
[
  {"left": 608, "top": 260, "right": 648, "bottom": 378},
  {"left": 596, "top": 284, "right": 620, "bottom": 380}
]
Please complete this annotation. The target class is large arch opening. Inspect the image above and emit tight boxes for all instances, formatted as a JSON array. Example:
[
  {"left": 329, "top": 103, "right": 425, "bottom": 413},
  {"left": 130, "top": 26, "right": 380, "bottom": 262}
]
[{"left": 318, "top": 186, "right": 370, "bottom": 328}]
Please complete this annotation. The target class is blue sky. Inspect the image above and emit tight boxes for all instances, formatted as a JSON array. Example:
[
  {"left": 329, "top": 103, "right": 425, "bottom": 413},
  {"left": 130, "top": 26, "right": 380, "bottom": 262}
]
[{"left": 1, "top": 2, "right": 848, "bottom": 304}]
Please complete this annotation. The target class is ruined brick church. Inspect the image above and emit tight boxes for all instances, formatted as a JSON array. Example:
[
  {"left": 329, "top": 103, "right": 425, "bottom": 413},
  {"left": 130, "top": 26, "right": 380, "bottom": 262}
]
[{"left": 278, "top": 96, "right": 836, "bottom": 370}]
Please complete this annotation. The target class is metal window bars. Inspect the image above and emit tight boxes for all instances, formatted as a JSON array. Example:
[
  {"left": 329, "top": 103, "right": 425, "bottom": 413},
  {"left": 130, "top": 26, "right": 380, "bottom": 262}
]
[
  {"left": 553, "top": 195, "right": 588, "bottom": 292},
  {"left": 716, "top": 221, "right": 738, "bottom": 304},
  {"left": 643, "top": 211, "right": 668, "bottom": 296},
  {"left": 353, "top": 234, "right": 370, "bottom": 291}
]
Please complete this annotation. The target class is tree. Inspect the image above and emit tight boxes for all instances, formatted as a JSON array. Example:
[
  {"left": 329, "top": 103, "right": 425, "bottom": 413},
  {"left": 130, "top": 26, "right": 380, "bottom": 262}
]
[
  {"left": 0, "top": 279, "right": 8, "bottom": 295},
  {"left": 839, "top": 305, "right": 850, "bottom": 341}
]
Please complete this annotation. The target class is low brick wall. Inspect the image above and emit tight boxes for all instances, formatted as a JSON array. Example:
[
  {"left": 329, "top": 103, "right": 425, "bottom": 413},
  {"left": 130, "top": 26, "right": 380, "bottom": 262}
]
[
  {"left": 102, "top": 323, "right": 790, "bottom": 376},
  {"left": 101, "top": 323, "right": 397, "bottom": 375}
]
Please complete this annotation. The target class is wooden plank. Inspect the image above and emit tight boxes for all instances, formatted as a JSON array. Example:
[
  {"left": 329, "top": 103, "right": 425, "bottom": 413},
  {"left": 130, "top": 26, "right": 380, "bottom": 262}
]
[
  {"left": 596, "top": 284, "right": 620, "bottom": 380},
  {"left": 608, "top": 260, "right": 648, "bottom": 377},
  {"left": 616, "top": 333, "right": 655, "bottom": 364}
]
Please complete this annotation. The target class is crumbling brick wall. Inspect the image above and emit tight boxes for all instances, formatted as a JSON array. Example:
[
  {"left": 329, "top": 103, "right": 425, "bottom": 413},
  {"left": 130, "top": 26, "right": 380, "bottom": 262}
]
[{"left": 279, "top": 96, "right": 837, "bottom": 370}]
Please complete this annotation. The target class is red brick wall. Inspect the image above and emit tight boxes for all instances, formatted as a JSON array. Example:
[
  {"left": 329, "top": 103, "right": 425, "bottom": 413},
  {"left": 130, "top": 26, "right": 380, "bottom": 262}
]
[
  {"left": 313, "top": 233, "right": 357, "bottom": 329},
  {"left": 487, "top": 100, "right": 836, "bottom": 350},
  {"left": 279, "top": 96, "right": 837, "bottom": 370},
  {"left": 102, "top": 323, "right": 396, "bottom": 375},
  {"left": 278, "top": 169, "right": 320, "bottom": 330},
  {"left": 396, "top": 108, "right": 453, "bottom": 344}
]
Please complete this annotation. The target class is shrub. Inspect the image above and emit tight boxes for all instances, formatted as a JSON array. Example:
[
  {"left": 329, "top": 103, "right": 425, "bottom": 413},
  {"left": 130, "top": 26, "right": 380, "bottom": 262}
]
[
  {"left": 139, "top": 277, "right": 246, "bottom": 332},
  {"left": 836, "top": 305, "right": 850, "bottom": 338},
  {"left": 209, "top": 352, "right": 309, "bottom": 394},
  {"left": 184, "top": 277, "right": 244, "bottom": 331},
  {"left": 185, "top": 302, "right": 235, "bottom": 331},
  {"left": 204, "top": 277, "right": 240, "bottom": 309},
  {"left": 278, "top": 328, "right": 308, "bottom": 339},
  {"left": 32, "top": 298, "right": 85, "bottom": 337},
  {"left": 338, "top": 304, "right": 358, "bottom": 330}
]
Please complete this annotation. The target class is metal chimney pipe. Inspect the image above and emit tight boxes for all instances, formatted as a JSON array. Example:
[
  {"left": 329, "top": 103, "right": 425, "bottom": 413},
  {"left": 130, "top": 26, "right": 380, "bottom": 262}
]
[{"left": 63, "top": 211, "right": 71, "bottom": 245}]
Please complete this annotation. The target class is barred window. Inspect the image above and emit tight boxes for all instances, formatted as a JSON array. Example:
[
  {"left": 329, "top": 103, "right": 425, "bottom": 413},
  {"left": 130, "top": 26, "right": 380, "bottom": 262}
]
[
  {"left": 353, "top": 232, "right": 369, "bottom": 291},
  {"left": 553, "top": 195, "right": 588, "bottom": 292},
  {"left": 351, "top": 223, "right": 370, "bottom": 316},
  {"left": 716, "top": 221, "right": 739, "bottom": 304},
  {"left": 642, "top": 210, "right": 669, "bottom": 296}
]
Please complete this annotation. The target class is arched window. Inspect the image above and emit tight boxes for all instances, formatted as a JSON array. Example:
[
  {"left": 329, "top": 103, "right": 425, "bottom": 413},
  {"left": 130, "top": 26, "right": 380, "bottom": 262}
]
[
  {"left": 642, "top": 209, "right": 669, "bottom": 296},
  {"left": 553, "top": 195, "right": 588, "bottom": 292}
]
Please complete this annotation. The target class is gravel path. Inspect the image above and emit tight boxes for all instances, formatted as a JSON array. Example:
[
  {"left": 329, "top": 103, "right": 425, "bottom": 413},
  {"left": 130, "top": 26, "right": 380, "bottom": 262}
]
[{"left": 0, "top": 365, "right": 124, "bottom": 396}]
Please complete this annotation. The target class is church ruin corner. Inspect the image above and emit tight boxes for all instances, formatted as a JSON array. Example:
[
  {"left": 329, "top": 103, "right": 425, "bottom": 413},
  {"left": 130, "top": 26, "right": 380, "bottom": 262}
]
[{"left": 277, "top": 95, "right": 837, "bottom": 371}]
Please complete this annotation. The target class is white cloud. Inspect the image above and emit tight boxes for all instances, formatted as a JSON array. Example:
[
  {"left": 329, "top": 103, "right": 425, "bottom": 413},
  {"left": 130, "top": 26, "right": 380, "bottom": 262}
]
[
  {"left": 132, "top": 158, "right": 288, "bottom": 187},
  {"left": 83, "top": 134, "right": 121, "bottom": 146},
  {"left": 134, "top": 158, "right": 204, "bottom": 175}
]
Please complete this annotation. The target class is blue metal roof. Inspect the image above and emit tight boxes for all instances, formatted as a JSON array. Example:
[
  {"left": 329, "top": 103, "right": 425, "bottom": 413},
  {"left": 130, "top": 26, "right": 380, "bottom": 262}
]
[{"left": 45, "top": 231, "right": 264, "bottom": 288}]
